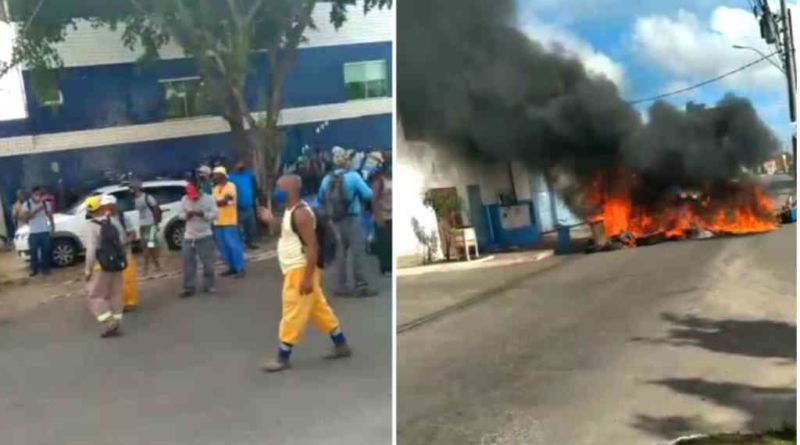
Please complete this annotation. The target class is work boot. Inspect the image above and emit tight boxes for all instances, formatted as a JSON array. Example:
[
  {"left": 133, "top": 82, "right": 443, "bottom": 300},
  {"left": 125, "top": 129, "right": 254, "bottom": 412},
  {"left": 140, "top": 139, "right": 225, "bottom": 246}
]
[
  {"left": 180, "top": 289, "right": 195, "bottom": 298},
  {"left": 355, "top": 288, "right": 378, "bottom": 298},
  {"left": 100, "top": 320, "right": 122, "bottom": 338},
  {"left": 221, "top": 270, "right": 236, "bottom": 277},
  {"left": 123, "top": 305, "right": 137, "bottom": 313},
  {"left": 324, "top": 343, "right": 353, "bottom": 360},
  {"left": 261, "top": 357, "right": 291, "bottom": 373},
  {"left": 234, "top": 270, "right": 246, "bottom": 279}
]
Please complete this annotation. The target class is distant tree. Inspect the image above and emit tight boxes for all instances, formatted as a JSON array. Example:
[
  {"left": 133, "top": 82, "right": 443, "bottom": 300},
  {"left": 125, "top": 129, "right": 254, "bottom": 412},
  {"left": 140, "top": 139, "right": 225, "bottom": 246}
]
[{"left": 1, "top": 0, "right": 392, "bottom": 198}]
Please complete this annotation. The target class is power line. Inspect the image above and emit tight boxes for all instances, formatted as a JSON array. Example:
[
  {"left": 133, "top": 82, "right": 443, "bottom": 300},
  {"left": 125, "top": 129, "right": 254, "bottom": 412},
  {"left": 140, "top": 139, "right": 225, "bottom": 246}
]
[{"left": 627, "top": 51, "right": 780, "bottom": 105}]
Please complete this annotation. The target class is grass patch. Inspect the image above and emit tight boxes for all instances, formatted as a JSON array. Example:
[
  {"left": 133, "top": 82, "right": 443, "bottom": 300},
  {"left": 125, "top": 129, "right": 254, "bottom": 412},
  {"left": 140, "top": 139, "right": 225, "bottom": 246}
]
[{"left": 678, "top": 426, "right": 796, "bottom": 444}]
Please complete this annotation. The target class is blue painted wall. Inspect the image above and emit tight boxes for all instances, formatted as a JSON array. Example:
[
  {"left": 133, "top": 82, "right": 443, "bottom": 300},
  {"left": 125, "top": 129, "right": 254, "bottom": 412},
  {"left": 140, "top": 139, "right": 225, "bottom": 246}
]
[
  {"left": 0, "top": 113, "right": 391, "bottom": 235},
  {"left": 0, "top": 41, "right": 391, "bottom": 137},
  {"left": 0, "top": 119, "right": 30, "bottom": 137},
  {"left": 484, "top": 201, "right": 541, "bottom": 250}
]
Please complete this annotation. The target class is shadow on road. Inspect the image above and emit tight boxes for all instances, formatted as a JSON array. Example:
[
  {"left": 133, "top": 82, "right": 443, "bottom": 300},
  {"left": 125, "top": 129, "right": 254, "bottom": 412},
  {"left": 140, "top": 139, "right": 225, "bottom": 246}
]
[
  {"left": 632, "top": 379, "right": 796, "bottom": 439},
  {"left": 633, "top": 313, "right": 796, "bottom": 361}
]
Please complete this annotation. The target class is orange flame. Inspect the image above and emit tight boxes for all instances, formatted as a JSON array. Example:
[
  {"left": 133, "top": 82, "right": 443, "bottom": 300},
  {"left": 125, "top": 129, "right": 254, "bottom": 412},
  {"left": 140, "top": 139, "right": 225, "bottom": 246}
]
[{"left": 587, "top": 177, "right": 776, "bottom": 242}]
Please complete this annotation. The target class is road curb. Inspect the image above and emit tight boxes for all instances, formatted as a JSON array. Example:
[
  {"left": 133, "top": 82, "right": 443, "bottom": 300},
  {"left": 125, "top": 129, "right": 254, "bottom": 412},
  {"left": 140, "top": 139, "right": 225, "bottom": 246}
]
[
  {"left": 34, "top": 249, "right": 278, "bottom": 306},
  {"left": 397, "top": 256, "right": 570, "bottom": 334},
  {"left": 397, "top": 250, "right": 554, "bottom": 277},
  {"left": 659, "top": 435, "right": 708, "bottom": 445}
]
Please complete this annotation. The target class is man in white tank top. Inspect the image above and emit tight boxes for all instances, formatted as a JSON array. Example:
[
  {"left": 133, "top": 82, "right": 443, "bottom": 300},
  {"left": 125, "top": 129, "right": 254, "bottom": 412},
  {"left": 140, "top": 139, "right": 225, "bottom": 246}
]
[{"left": 257, "top": 174, "right": 352, "bottom": 372}]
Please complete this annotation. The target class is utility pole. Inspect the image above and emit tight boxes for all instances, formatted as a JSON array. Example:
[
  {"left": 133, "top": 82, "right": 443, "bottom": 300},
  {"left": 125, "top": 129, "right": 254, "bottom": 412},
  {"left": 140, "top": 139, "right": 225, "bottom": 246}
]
[
  {"left": 755, "top": 0, "right": 797, "bottom": 176},
  {"left": 784, "top": 5, "right": 797, "bottom": 176},
  {"left": 780, "top": 0, "right": 796, "bottom": 122}
]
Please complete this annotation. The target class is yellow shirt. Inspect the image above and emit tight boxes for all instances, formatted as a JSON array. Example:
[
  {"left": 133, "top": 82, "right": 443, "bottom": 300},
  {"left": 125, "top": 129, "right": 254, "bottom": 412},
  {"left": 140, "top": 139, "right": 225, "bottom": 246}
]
[{"left": 212, "top": 182, "right": 238, "bottom": 226}]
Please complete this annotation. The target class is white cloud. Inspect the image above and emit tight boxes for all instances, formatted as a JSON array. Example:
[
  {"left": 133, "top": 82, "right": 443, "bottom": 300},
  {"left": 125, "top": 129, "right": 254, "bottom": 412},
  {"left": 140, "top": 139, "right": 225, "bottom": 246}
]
[
  {"left": 632, "top": 6, "right": 785, "bottom": 92},
  {"left": 521, "top": 17, "right": 626, "bottom": 89}
]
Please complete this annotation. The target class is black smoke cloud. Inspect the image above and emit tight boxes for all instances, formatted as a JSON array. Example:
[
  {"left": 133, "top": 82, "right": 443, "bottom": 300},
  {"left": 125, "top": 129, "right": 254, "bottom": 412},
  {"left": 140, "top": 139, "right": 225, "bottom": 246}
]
[{"left": 398, "top": 0, "right": 780, "bottom": 207}]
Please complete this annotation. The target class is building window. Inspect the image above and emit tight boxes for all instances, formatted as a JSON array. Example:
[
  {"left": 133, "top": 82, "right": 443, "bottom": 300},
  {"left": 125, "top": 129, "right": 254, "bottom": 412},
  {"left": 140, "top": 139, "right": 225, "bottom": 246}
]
[
  {"left": 343, "top": 60, "right": 389, "bottom": 100},
  {"left": 160, "top": 77, "right": 214, "bottom": 119},
  {"left": 40, "top": 90, "right": 63, "bottom": 107}
]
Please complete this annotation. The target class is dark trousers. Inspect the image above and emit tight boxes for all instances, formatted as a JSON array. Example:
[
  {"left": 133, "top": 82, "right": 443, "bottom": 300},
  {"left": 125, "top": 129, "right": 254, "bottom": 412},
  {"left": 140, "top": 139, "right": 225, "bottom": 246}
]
[
  {"left": 182, "top": 236, "right": 216, "bottom": 292},
  {"left": 29, "top": 232, "right": 52, "bottom": 273},
  {"left": 374, "top": 220, "right": 392, "bottom": 274},
  {"left": 334, "top": 216, "right": 370, "bottom": 292},
  {"left": 238, "top": 207, "right": 257, "bottom": 247}
]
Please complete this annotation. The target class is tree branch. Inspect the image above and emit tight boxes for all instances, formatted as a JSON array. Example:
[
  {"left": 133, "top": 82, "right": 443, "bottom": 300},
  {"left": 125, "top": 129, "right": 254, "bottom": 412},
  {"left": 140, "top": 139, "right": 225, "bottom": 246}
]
[
  {"left": 245, "top": 0, "right": 265, "bottom": 23},
  {"left": 21, "top": 0, "right": 47, "bottom": 35},
  {"left": 226, "top": 0, "right": 243, "bottom": 27},
  {"left": 127, "top": 0, "right": 149, "bottom": 15}
]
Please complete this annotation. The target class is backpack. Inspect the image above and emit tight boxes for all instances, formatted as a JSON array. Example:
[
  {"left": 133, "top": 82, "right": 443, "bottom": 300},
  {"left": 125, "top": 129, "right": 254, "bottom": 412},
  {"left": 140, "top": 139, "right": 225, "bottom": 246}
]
[
  {"left": 146, "top": 194, "right": 162, "bottom": 225},
  {"left": 323, "top": 172, "right": 351, "bottom": 222},
  {"left": 291, "top": 204, "right": 338, "bottom": 269},
  {"left": 93, "top": 219, "right": 128, "bottom": 272}
]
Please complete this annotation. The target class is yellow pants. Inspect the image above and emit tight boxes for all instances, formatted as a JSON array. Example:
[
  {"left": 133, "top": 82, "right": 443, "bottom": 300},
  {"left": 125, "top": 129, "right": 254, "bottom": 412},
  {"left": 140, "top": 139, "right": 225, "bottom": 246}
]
[
  {"left": 279, "top": 267, "right": 340, "bottom": 345},
  {"left": 122, "top": 252, "right": 138, "bottom": 307}
]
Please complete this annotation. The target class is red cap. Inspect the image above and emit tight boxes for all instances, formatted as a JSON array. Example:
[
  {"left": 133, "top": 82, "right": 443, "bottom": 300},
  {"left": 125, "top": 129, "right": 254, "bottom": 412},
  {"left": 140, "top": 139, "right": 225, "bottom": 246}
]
[{"left": 186, "top": 183, "right": 199, "bottom": 199}]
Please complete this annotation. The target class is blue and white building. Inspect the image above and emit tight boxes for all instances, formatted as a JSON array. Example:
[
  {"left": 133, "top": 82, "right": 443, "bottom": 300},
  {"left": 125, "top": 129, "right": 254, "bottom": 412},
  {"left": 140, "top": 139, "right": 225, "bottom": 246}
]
[
  {"left": 396, "top": 120, "right": 582, "bottom": 266},
  {"left": 0, "top": 2, "right": 392, "bottom": 239}
]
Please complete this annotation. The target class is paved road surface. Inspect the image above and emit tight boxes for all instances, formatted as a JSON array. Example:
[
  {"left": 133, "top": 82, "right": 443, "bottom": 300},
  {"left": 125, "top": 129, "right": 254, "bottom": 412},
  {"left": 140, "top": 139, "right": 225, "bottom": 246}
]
[
  {"left": 398, "top": 225, "right": 796, "bottom": 445},
  {"left": 0, "top": 259, "right": 392, "bottom": 445}
]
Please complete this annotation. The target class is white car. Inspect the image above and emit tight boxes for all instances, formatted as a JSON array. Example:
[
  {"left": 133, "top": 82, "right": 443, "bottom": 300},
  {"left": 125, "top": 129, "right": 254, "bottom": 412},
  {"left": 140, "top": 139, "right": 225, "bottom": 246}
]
[{"left": 14, "top": 180, "right": 189, "bottom": 267}]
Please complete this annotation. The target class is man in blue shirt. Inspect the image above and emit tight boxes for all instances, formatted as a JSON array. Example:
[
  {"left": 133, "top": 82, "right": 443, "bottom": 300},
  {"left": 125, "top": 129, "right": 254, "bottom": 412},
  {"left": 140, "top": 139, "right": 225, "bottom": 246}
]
[
  {"left": 318, "top": 147, "right": 377, "bottom": 297},
  {"left": 229, "top": 158, "right": 260, "bottom": 250}
]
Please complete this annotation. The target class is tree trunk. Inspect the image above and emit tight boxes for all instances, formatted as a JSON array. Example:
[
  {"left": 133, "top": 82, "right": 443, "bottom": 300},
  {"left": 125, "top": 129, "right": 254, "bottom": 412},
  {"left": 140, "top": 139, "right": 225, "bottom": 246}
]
[{"left": 227, "top": 117, "right": 251, "bottom": 161}]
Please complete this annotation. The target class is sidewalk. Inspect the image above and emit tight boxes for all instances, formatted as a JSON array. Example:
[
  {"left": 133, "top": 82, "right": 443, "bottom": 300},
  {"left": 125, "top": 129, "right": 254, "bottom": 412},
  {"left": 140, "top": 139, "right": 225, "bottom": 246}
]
[
  {"left": 0, "top": 240, "right": 277, "bottom": 318},
  {"left": 397, "top": 249, "right": 568, "bottom": 331},
  {"left": 397, "top": 249, "right": 553, "bottom": 277},
  {"left": 0, "top": 240, "right": 276, "bottom": 287}
]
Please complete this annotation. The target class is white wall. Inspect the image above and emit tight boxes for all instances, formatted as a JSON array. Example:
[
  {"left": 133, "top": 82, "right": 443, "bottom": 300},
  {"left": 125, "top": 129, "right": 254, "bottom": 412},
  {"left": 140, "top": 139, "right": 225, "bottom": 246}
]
[
  {"left": 0, "top": 21, "right": 26, "bottom": 121},
  {"left": 45, "top": 2, "right": 393, "bottom": 68},
  {"left": 0, "top": 98, "right": 392, "bottom": 158},
  {"left": 396, "top": 120, "right": 515, "bottom": 263}
]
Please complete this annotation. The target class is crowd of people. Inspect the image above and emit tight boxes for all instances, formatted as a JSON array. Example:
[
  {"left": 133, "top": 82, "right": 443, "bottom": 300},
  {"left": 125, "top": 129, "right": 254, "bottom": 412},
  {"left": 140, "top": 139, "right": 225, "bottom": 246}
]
[{"left": 12, "top": 147, "right": 392, "bottom": 371}]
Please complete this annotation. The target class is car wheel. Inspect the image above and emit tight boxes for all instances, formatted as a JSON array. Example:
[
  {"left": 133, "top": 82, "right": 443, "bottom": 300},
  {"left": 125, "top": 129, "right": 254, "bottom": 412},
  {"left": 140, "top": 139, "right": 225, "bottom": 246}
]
[
  {"left": 165, "top": 222, "right": 185, "bottom": 251},
  {"left": 52, "top": 238, "right": 78, "bottom": 267}
]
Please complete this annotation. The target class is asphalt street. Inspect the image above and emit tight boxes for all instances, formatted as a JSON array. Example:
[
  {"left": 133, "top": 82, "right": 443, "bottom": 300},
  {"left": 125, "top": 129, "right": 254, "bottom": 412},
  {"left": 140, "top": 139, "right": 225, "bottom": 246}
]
[
  {"left": 398, "top": 225, "right": 796, "bottom": 445},
  {"left": 0, "top": 257, "right": 392, "bottom": 445}
]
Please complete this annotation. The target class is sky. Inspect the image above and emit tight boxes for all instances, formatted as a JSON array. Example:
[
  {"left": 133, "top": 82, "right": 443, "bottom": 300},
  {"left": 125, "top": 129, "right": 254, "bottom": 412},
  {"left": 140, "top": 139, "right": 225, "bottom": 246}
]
[
  {"left": 0, "top": 1, "right": 798, "bottom": 148},
  {"left": 517, "top": 0, "right": 798, "bottom": 152}
]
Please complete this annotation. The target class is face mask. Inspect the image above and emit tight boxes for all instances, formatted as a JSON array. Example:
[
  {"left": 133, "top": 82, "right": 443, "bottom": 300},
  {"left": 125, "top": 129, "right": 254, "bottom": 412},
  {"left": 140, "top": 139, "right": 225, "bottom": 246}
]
[{"left": 273, "top": 188, "right": 288, "bottom": 206}]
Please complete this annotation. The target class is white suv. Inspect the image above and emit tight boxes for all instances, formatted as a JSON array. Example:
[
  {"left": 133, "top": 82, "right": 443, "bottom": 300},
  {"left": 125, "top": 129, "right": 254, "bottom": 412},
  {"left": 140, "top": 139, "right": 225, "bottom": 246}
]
[{"left": 14, "top": 180, "right": 188, "bottom": 267}]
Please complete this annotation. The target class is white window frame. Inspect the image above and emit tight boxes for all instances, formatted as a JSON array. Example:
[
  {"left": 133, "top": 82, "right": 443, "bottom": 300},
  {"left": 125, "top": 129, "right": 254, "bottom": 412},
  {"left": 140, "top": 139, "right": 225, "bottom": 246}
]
[
  {"left": 158, "top": 76, "right": 211, "bottom": 120},
  {"left": 343, "top": 60, "right": 389, "bottom": 101},
  {"left": 40, "top": 90, "right": 64, "bottom": 107}
]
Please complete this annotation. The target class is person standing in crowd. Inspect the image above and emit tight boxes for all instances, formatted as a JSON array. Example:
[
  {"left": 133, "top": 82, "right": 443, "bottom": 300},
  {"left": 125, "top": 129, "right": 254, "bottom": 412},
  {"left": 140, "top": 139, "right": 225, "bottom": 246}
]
[
  {"left": 130, "top": 181, "right": 162, "bottom": 276},
  {"left": 111, "top": 199, "right": 139, "bottom": 313},
  {"left": 318, "top": 147, "right": 377, "bottom": 297},
  {"left": 212, "top": 166, "right": 245, "bottom": 277},
  {"left": 257, "top": 174, "right": 352, "bottom": 372},
  {"left": 20, "top": 186, "right": 55, "bottom": 277},
  {"left": 228, "top": 158, "right": 260, "bottom": 250},
  {"left": 180, "top": 181, "right": 219, "bottom": 297},
  {"left": 196, "top": 165, "right": 213, "bottom": 194},
  {"left": 370, "top": 158, "right": 392, "bottom": 276},
  {"left": 12, "top": 189, "right": 27, "bottom": 233},
  {"left": 83, "top": 195, "right": 127, "bottom": 338}
]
